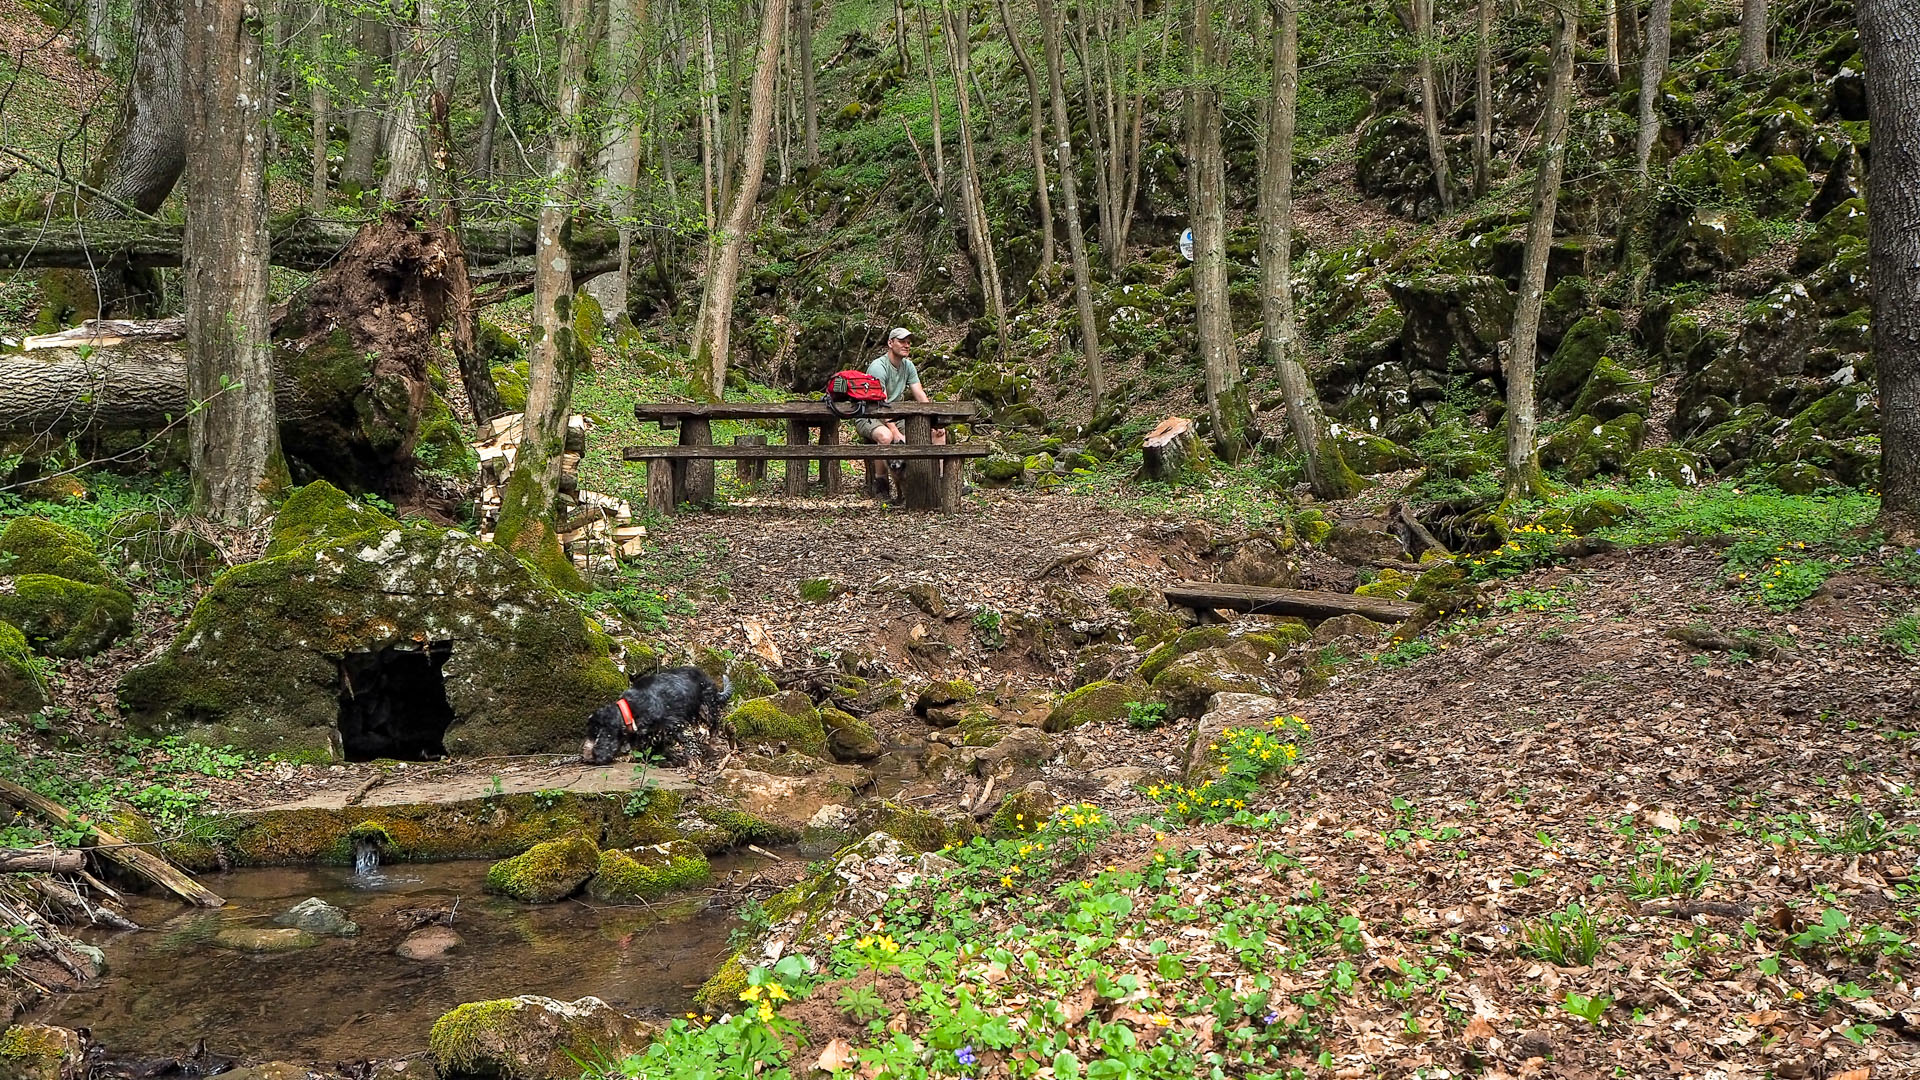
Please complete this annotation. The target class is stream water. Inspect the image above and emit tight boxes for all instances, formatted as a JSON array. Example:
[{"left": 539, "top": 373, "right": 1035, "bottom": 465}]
[{"left": 26, "top": 854, "right": 770, "bottom": 1062}]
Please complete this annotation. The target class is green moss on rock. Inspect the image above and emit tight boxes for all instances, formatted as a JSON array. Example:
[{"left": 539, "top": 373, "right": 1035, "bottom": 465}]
[
  {"left": 1138, "top": 626, "right": 1231, "bottom": 682},
  {"left": 1044, "top": 681, "right": 1135, "bottom": 733},
  {"left": 0, "top": 1024, "right": 84, "bottom": 1080},
  {"left": 266, "top": 481, "right": 399, "bottom": 558},
  {"left": 722, "top": 692, "right": 827, "bottom": 756},
  {"left": 587, "top": 841, "right": 709, "bottom": 902},
  {"left": 692, "top": 958, "right": 748, "bottom": 1011},
  {"left": 0, "top": 517, "right": 111, "bottom": 586},
  {"left": 0, "top": 623, "right": 45, "bottom": 715},
  {"left": 0, "top": 574, "right": 135, "bottom": 658},
  {"left": 428, "top": 996, "right": 655, "bottom": 1080},
  {"left": 484, "top": 835, "right": 601, "bottom": 903},
  {"left": 912, "top": 679, "right": 976, "bottom": 716},
  {"left": 1570, "top": 356, "right": 1652, "bottom": 421},
  {"left": 989, "top": 786, "right": 1057, "bottom": 838},
  {"left": 692, "top": 647, "right": 778, "bottom": 701},
  {"left": 820, "top": 707, "right": 881, "bottom": 762},
  {"left": 694, "top": 805, "right": 801, "bottom": 849},
  {"left": 1540, "top": 312, "right": 1625, "bottom": 402}
]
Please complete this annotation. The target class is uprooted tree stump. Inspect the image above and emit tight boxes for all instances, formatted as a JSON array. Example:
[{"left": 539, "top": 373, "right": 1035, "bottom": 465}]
[{"left": 1, "top": 206, "right": 485, "bottom": 518}]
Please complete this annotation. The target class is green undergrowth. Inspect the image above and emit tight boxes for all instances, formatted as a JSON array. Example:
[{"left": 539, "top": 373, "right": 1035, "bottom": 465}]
[
  {"left": 1057, "top": 453, "right": 1297, "bottom": 531},
  {"left": 0, "top": 722, "right": 254, "bottom": 846}
]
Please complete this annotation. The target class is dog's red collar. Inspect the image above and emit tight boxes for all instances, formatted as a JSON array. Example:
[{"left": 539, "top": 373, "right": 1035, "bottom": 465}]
[{"left": 616, "top": 698, "right": 637, "bottom": 732}]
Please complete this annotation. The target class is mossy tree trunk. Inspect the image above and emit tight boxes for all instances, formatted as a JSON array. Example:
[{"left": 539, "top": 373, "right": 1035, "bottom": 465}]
[
  {"left": 689, "top": 0, "right": 787, "bottom": 400},
  {"left": 1736, "top": 0, "right": 1769, "bottom": 75},
  {"left": 1037, "top": 0, "right": 1105, "bottom": 416},
  {"left": 943, "top": 0, "right": 1008, "bottom": 347},
  {"left": 183, "top": 0, "right": 280, "bottom": 525},
  {"left": 1410, "top": 0, "right": 1454, "bottom": 214},
  {"left": 1261, "top": 0, "right": 1358, "bottom": 500},
  {"left": 1860, "top": 0, "right": 1920, "bottom": 540},
  {"left": 496, "top": 0, "right": 591, "bottom": 588},
  {"left": 1635, "top": 0, "right": 1673, "bottom": 185},
  {"left": 1501, "top": 0, "right": 1576, "bottom": 500},
  {"left": 996, "top": 0, "right": 1055, "bottom": 284}
]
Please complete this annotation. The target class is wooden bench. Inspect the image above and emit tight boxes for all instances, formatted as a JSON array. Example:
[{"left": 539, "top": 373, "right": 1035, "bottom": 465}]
[{"left": 625, "top": 400, "right": 982, "bottom": 513}]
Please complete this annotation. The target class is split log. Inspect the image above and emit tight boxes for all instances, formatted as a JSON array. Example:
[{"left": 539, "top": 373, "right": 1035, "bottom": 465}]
[
  {"left": 0, "top": 216, "right": 618, "bottom": 273},
  {"left": 0, "top": 849, "right": 85, "bottom": 873},
  {"left": 0, "top": 778, "right": 224, "bottom": 907},
  {"left": 1162, "top": 581, "right": 1420, "bottom": 623},
  {"left": 1140, "top": 416, "right": 1208, "bottom": 481}
]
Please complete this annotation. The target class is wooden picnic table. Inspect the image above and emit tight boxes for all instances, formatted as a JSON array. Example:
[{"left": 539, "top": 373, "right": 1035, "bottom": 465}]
[{"left": 626, "top": 399, "right": 982, "bottom": 512}]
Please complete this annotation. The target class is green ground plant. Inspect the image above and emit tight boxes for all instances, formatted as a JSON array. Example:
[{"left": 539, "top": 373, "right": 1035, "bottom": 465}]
[{"left": 1147, "top": 717, "right": 1309, "bottom": 823}]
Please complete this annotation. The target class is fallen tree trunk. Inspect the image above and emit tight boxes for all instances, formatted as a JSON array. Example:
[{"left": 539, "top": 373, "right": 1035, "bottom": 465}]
[
  {"left": 0, "top": 778, "right": 224, "bottom": 907},
  {"left": 1162, "top": 581, "right": 1420, "bottom": 623},
  {"left": 0, "top": 215, "right": 617, "bottom": 274},
  {"left": 0, "top": 849, "right": 86, "bottom": 873}
]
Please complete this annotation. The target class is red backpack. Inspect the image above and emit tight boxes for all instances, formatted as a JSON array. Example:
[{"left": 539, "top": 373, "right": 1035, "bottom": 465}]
[{"left": 824, "top": 370, "right": 887, "bottom": 417}]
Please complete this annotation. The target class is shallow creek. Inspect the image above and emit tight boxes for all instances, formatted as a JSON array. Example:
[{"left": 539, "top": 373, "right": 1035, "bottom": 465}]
[{"left": 26, "top": 855, "right": 769, "bottom": 1061}]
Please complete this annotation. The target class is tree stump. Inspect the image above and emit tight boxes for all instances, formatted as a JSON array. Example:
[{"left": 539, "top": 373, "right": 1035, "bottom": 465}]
[
  {"left": 901, "top": 415, "right": 939, "bottom": 510},
  {"left": 785, "top": 418, "right": 810, "bottom": 496},
  {"left": 734, "top": 434, "right": 767, "bottom": 483},
  {"left": 1141, "top": 416, "right": 1208, "bottom": 481},
  {"left": 683, "top": 417, "right": 715, "bottom": 503}
]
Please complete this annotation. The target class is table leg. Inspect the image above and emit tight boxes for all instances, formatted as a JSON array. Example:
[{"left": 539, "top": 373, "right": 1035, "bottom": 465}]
[
  {"left": 785, "top": 418, "right": 809, "bottom": 496},
  {"left": 646, "top": 460, "right": 677, "bottom": 514},
  {"left": 902, "top": 415, "right": 938, "bottom": 510},
  {"left": 735, "top": 434, "right": 766, "bottom": 484},
  {"left": 820, "top": 419, "right": 842, "bottom": 496},
  {"left": 939, "top": 447, "right": 964, "bottom": 513},
  {"left": 678, "top": 418, "right": 713, "bottom": 504}
]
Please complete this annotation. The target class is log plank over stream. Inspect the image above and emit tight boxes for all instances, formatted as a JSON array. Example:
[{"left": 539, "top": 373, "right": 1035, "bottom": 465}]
[{"left": 1163, "top": 581, "right": 1420, "bottom": 623}]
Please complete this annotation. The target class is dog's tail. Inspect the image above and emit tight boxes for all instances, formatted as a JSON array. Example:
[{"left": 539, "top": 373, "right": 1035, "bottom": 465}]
[{"left": 702, "top": 674, "right": 733, "bottom": 727}]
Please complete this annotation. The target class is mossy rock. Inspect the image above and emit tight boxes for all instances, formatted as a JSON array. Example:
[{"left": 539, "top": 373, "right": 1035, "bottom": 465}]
[
  {"left": 0, "top": 1025, "right": 84, "bottom": 1080},
  {"left": 693, "top": 805, "right": 801, "bottom": 849},
  {"left": 1795, "top": 198, "right": 1867, "bottom": 272},
  {"left": 1241, "top": 623, "right": 1312, "bottom": 656},
  {"left": 1540, "top": 413, "right": 1646, "bottom": 483},
  {"left": 0, "top": 517, "right": 111, "bottom": 586},
  {"left": 586, "top": 841, "right": 709, "bottom": 902},
  {"left": 0, "top": 574, "right": 135, "bottom": 658},
  {"left": 490, "top": 362, "right": 531, "bottom": 412},
  {"left": 1137, "top": 626, "right": 1231, "bottom": 682},
  {"left": 1746, "top": 155, "right": 1813, "bottom": 218},
  {"left": 1043, "top": 681, "right": 1135, "bottom": 733},
  {"left": 119, "top": 482, "right": 626, "bottom": 760},
  {"left": 872, "top": 802, "right": 970, "bottom": 852},
  {"left": 428, "top": 996, "right": 656, "bottom": 1080},
  {"left": 988, "top": 785, "right": 1057, "bottom": 838},
  {"left": 1569, "top": 356, "right": 1652, "bottom": 422},
  {"left": 1539, "top": 311, "right": 1625, "bottom": 403},
  {"left": 1150, "top": 650, "right": 1273, "bottom": 720},
  {"left": 484, "top": 835, "right": 601, "bottom": 903},
  {"left": 912, "top": 679, "right": 976, "bottom": 716},
  {"left": 1328, "top": 431, "right": 1417, "bottom": 476},
  {"left": 722, "top": 692, "right": 827, "bottom": 756},
  {"left": 692, "top": 647, "right": 778, "bottom": 701},
  {"left": 692, "top": 957, "right": 749, "bottom": 1012},
  {"left": 0, "top": 623, "right": 45, "bottom": 716},
  {"left": 1293, "top": 510, "right": 1334, "bottom": 546},
  {"left": 820, "top": 707, "right": 880, "bottom": 763},
  {"left": 978, "top": 454, "right": 1026, "bottom": 486},
  {"left": 1625, "top": 447, "right": 1708, "bottom": 486},
  {"left": 1355, "top": 568, "right": 1417, "bottom": 601},
  {"left": 1407, "top": 564, "right": 1474, "bottom": 613}
]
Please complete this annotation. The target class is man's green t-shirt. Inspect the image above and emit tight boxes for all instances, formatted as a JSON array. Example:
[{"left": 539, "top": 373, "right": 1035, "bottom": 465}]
[{"left": 867, "top": 354, "right": 920, "bottom": 403}]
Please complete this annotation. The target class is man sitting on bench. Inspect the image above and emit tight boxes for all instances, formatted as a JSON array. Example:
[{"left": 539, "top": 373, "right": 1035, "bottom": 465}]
[{"left": 856, "top": 327, "right": 946, "bottom": 500}]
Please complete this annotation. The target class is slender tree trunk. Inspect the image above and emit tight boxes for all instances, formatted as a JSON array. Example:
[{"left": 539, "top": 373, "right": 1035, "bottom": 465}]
[
  {"left": 183, "top": 0, "right": 278, "bottom": 523},
  {"left": 1263, "top": 0, "right": 1356, "bottom": 499},
  {"left": 92, "top": 0, "right": 186, "bottom": 218},
  {"left": 476, "top": 5, "right": 502, "bottom": 180},
  {"left": 1736, "top": 0, "right": 1768, "bottom": 75},
  {"left": 86, "top": 0, "right": 118, "bottom": 63},
  {"left": 691, "top": 0, "right": 789, "bottom": 399},
  {"left": 496, "top": 0, "right": 591, "bottom": 590},
  {"left": 594, "top": 0, "right": 651, "bottom": 320},
  {"left": 944, "top": 0, "right": 1008, "bottom": 343},
  {"left": 1412, "top": 0, "right": 1455, "bottom": 214},
  {"left": 1502, "top": 0, "right": 1576, "bottom": 499},
  {"left": 997, "top": 0, "right": 1055, "bottom": 284},
  {"left": 380, "top": 0, "right": 436, "bottom": 201},
  {"left": 1604, "top": 0, "right": 1620, "bottom": 82},
  {"left": 1191, "top": 0, "right": 1239, "bottom": 454},
  {"left": 796, "top": 0, "right": 818, "bottom": 166},
  {"left": 699, "top": 8, "right": 721, "bottom": 229},
  {"left": 1635, "top": 0, "right": 1672, "bottom": 184},
  {"left": 1072, "top": 6, "right": 1117, "bottom": 268},
  {"left": 308, "top": 0, "right": 330, "bottom": 212},
  {"left": 1036, "top": 0, "right": 1105, "bottom": 414},
  {"left": 1473, "top": 0, "right": 1492, "bottom": 196},
  {"left": 920, "top": 5, "right": 951, "bottom": 223},
  {"left": 1860, "top": 0, "right": 1920, "bottom": 538}
]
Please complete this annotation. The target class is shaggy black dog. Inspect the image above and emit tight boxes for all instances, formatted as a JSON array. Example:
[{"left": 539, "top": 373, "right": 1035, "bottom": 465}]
[{"left": 582, "top": 665, "right": 732, "bottom": 765}]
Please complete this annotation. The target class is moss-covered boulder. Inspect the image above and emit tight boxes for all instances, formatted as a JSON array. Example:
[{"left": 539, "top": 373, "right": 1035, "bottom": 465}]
[
  {"left": 820, "top": 707, "right": 881, "bottom": 762},
  {"left": 1138, "top": 626, "right": 1231, "bottom": 682},
  {"left": 0, "top": 574, "right": 135, "bottom": 658},
  {"left": 1150, "top": 641, "right": 1284, "bottom": 720},
  {"left": 484, "top": 835, "right": 601, "bottom": 903},
  {"left": 691, "top": 647, "right": 778, "bottom": 701},
  {"left": 0, "top": 624, "right": 45, "bottom": 716},
  {"left": 710, "top": 765, "right": 866, "bottom": 831},
  {"left": 722, "top": 692, "right": 827, "bottom": 756},
  {"left": 428, "top": 996, "right": 657, "bottom": 1080},
  {"left": 586, "top": 841, "right": 709, "bottom": 902},
  {"left": 989, "top": 783, "right": 1057, "bottom": 838},
  {"left": 1570, "top": 356, "right": 1652, "bottom": 422},
  {"left": 118, "top": 482, "right": 626, "bottom": 760},
  {"left": 0, "top": 518, "right": 112, "bottom": 586},
  {"left": 1626, "top": 447, "right": 1708, "bottom": 486},
  {"left": 1539, "top": 312, "right": 1625, "bottom": 403},
  {"left": 1540, "top": 414, "right": 1646, "bottom": 483},
  {"left": 1044, "top": 681, "right": 1135, "bottom": 733},
  {"left": 871, "top": 802, "right": 970, "bottom": 851},
  {"left": 912, "top": 679, "right": 976, "bottom": 717},
  {"left": 0, "top": 1025, "right": 85, "bottom": 1080}
]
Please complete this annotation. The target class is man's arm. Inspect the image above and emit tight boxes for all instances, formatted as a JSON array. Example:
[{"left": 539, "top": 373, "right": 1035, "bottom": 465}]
[{"left": 909, "top": 381, "right": 931, "bottom": 403}]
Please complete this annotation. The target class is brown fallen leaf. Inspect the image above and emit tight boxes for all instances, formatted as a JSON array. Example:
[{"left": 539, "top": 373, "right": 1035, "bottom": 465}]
[
  {"left": 743, "top": 617, "right": 784, "bottom": 667},
  {"left": 815, "top": 1037, "right": 854, "bottom": 1074},
  {"left": 1464, "top": 1016, "right": 1497, "bottom": 1041},
  {"left": 1832, "top": 1071, "right": 1870, "bottom": 1080},
  {"left": 1061, "top": 983, "right": 1097, "bottom": 1026}
]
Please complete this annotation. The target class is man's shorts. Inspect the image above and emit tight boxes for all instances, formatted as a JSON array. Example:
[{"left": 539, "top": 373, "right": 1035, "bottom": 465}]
[{"left": 854, "top": 417, "right": 888, "bottom": 442}]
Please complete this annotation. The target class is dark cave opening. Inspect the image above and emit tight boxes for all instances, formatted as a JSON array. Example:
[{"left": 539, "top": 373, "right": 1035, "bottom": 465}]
[{"left": 336, "top": 642, "right": 456, "bottom": 762}]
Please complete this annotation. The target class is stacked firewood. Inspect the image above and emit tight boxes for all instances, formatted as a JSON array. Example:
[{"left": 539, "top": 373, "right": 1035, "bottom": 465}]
[{"left": 472, "top": 413, "right": 646, "bottom": 570}]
